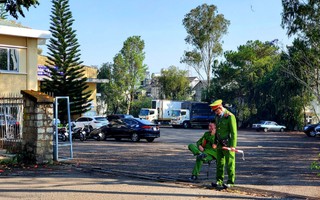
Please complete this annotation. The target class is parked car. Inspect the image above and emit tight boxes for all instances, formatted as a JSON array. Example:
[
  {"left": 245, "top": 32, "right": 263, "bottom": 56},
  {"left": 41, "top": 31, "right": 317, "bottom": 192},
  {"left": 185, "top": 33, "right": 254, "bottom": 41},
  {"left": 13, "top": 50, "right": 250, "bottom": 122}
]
[
  {"left": 73, "top": 116, "right": 109, "bottom": 131},
  {"left": 0, "top": 114, "right": 19, "bottom": 127},
  {"left": 252, "top": 120, "right": 286, "bottom": 132},
  {"left": 303, "top": 123, "right": 319, "bottom": 137},
  {"left": 303, "top": 123, "right": 320, "bottom": 137},
  {"left": 99, "top": 118, "right": 160, "bottom": 142},
  {"left": 107, "top": 114, "right": 134, "bottom": 121},
  {"left": 0, "top": 114, "right": 20, "bottom": 137}
]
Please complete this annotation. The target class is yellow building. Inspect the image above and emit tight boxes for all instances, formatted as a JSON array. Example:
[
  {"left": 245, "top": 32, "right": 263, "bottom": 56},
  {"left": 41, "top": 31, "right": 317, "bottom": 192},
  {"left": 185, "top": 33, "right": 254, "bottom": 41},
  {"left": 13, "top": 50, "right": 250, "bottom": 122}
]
[{"left": 0, "top": 21, "right": 50, "bottom": 94}]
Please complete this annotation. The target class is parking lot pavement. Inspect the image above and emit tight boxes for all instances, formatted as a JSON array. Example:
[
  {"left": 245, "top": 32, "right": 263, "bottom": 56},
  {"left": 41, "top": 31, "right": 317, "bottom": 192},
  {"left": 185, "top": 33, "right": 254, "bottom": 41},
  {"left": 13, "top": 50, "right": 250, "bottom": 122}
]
[
  {"left": 0, "top": 163, "right": 277, "bottom": 200},
  {"left": 59, "top": 128, "right": 320, "bottom": 200}
]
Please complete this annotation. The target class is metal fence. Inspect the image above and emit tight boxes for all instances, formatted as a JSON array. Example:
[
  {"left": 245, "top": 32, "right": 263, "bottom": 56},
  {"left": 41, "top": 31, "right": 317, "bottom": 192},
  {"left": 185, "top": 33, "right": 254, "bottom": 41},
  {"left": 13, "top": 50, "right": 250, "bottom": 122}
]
[{"left": 0, "top": 95, "right": 23, "bottom": 150}]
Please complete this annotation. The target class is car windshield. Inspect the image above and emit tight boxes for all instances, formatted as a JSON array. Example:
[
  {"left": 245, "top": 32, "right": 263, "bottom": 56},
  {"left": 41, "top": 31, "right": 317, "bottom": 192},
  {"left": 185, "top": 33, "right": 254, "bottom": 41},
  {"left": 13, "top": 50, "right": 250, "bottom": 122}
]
[
  {"left": 94, "top": 117, "right": 107, "bottom": 122},
  {"left": 139, "top": 109, "right": 149, "bottom": 116},
  {"left": 107, "top": 115, "right": 120, "bottom": 121},
  {"left": 171, "top": 110, "right": 181, "bottom": 117}
]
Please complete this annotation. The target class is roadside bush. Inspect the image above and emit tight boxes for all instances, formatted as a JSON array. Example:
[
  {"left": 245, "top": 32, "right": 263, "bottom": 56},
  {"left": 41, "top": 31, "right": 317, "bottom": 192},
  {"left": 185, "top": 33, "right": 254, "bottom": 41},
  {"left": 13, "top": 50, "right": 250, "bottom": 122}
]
[{"left": 311, "top": 153, "right": 320, "bottom": 176}]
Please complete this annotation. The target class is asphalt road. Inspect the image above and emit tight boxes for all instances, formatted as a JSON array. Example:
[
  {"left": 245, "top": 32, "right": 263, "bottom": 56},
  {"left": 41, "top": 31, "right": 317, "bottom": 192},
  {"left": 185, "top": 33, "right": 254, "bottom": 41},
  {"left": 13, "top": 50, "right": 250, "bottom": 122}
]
[{"left": 55, "top": 127, "right": 320, "bottom": 199}]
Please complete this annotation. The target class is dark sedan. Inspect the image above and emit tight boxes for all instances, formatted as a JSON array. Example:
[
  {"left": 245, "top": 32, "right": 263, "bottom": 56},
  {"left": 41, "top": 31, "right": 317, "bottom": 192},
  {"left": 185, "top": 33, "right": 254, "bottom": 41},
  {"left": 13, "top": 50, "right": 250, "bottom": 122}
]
[
  {"left": 303, "top": 123, "right": 319, "bottom": 137},
  {"left": 99, "top": 118, "right": 160, "bottom": 142}
]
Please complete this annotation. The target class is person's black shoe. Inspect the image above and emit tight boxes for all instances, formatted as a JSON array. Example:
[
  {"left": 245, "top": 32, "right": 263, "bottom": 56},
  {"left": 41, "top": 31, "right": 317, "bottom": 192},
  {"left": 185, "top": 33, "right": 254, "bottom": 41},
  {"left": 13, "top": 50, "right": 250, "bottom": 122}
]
[
  {"left": 211, "top": 182, "right": 222, "bottom": 188},
  {"left": 196, "top": 153, "right": 207, "bottom": 160},
  {"left": 211, "top": 182, "right": 218, "bottom": 187},
  {"left": 188, "top": 175, "right": 198, "bottom": 181}
]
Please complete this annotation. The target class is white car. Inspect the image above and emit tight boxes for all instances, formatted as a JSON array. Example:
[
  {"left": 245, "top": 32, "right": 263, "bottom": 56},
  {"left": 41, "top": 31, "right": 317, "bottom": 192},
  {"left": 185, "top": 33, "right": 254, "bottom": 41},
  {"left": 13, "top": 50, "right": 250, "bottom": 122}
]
[
  {"left": 73, "top": 116, "right": 108, "bottom": 131},
  {"left": 252, "top": 120, "right": 286, "bottom": 132}
]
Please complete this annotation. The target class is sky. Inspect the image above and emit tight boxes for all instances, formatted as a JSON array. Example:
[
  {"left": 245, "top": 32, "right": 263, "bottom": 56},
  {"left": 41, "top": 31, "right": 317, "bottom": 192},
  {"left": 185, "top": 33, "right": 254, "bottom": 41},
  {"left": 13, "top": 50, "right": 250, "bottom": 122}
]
[{"left": 12, "top": 0, "right": 293, "bottom": 76}]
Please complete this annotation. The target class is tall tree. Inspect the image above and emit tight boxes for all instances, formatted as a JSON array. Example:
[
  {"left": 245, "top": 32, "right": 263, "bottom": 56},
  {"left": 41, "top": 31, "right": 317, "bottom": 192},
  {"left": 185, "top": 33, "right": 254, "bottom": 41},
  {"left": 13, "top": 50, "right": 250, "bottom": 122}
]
[
  {"left": 41, "top": 0, "right": 91, "bottom": 121},
  {"left": 208, "top": 41, "right": 280, "bottom": 126},
  {"left": 281, "top": 0, "right": 320, "bottom": 38},
  {"left": 97, "top": 62, "right": 126, "bottom": 114},
  {"left": 281, "top": 0, "right": 320, "bottom": 105},
  {"left": 181, "top": 3, "right": 230, "bottom": 94},
  {"left": 113, "top": 36, "right": 147, "bottom": 114},
  {"left": 0, "top": 0, "right": 39, "bottom": 19},
  {"left": 158, "top": 66, "right": 191, "bottom": 100}
]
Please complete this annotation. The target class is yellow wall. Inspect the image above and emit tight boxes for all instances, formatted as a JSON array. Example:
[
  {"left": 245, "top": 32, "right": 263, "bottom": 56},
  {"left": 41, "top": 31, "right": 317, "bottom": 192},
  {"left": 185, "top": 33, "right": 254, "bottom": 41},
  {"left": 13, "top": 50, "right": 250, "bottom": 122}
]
[
  {"left": 26, "top": 38, "right": 38, "bottom": 90},
  {"left": 84, "top": 66, "right": 97, "bottom": 79},
  {"left": 0, "top": 34, "right": 38, "bottom": 94}
]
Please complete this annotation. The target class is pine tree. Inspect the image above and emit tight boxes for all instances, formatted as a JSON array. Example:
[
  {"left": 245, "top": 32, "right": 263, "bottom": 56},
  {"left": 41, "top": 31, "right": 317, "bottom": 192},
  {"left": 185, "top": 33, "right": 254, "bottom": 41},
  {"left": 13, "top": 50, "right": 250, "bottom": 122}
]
[{"left": 41, "top": 0, "right": 91, "bottom": 121}]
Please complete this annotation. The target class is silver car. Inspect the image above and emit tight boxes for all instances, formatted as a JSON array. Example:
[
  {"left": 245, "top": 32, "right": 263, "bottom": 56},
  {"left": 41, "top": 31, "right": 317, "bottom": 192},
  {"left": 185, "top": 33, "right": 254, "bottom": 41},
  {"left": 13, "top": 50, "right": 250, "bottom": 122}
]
[
  {"left": 252, "top": 120, "right": 286, "bottom": 132},
  {"left": 73, "top": 116, "right": 108, "bottom": 131}
]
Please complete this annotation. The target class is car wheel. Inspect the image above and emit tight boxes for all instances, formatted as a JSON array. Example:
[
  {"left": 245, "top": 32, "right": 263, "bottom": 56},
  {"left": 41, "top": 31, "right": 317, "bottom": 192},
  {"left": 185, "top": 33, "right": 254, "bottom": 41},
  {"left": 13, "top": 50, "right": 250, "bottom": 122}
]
[
  {"left": 263, "top": 128, "right": 268, "bottom": 132},
  {"left": 304, "top": 131, "right": 311, "bottom": 137},
  {"left": 131, "top": 133, "right": 140, "bottom": 142},
  {"left": 146, "top": 138, "right": 155, "bottom": 142},
  {"left": 280, "top": 128, "right": 284, "bottom": 132},
  {"left": 183, "top": 121, "right": 190, "bottom": 129},
  {"left": 96, "top": 132, "right": 105, "bottom": 141},
  {"left": 310, "top": 131, "right": 317, "bottom": 137},
  {"left": 89, "top": 126, "right": 94, "bottom": 132},
  {"left": 60, "top": 134, "right": 67, "bottom": 142},
  {"left": 80, "top": 133, "right": 85, "bottom": 141}
]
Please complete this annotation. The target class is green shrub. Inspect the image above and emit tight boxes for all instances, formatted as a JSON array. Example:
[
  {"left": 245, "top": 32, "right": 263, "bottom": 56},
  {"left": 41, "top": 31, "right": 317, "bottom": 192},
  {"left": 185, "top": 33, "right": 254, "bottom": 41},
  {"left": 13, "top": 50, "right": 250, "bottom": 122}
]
[{"left": 311, "top": 153, "right": 320, "bottom": 176}]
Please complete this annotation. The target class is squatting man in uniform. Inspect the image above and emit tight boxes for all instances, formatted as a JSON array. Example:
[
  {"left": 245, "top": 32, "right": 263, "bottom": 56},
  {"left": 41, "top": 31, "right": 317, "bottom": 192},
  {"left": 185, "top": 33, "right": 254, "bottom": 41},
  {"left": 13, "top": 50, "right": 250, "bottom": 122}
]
[
  {"left": 210, "top": 99, "right": 237, "bottom": 189},
  {"left": 188, "top": 122, "right": 217, "bottom": 181}
]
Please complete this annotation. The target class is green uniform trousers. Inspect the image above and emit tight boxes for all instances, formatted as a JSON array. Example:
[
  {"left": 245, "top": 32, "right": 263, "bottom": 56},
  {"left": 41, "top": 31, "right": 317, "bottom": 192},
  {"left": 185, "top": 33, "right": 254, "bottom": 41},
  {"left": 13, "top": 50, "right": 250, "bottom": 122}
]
[
  {"left": 216, "top": 147, "right": 236, "bottom": 185},
  {"left": 188, "top": 144, "right": 215, "bottom": 176}
]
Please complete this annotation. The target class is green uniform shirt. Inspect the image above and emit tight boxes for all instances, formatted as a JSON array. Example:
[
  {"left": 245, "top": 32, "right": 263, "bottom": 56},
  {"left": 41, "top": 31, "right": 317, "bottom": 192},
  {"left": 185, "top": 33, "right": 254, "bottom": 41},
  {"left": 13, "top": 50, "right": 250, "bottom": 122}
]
[
  {"left": 196, "top": 131, "right": 216, "bottom": 156},
  {"left": 214, "top": 109, "right": 237, "bottom": 148}
]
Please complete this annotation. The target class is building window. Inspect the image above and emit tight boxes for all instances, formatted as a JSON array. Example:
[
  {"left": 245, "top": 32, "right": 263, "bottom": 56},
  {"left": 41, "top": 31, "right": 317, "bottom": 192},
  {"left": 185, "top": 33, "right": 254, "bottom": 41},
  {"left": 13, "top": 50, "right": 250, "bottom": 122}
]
[{"left": 0, "top": 48, "right": 19, "bottom": 72}]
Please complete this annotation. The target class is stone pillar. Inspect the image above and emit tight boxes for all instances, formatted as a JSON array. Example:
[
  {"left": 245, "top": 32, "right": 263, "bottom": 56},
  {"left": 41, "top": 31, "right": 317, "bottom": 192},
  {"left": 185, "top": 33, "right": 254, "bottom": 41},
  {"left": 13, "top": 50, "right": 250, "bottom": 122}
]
[{"left": 21, "top": 90, "right": 54, "bottom": 164}]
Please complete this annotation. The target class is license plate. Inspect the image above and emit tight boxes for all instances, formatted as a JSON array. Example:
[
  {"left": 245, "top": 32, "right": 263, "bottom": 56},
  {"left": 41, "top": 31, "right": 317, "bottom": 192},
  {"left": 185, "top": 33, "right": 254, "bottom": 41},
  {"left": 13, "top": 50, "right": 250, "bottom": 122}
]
[{"left": 153, "top": 127, "right": 157, "bottom": 131}]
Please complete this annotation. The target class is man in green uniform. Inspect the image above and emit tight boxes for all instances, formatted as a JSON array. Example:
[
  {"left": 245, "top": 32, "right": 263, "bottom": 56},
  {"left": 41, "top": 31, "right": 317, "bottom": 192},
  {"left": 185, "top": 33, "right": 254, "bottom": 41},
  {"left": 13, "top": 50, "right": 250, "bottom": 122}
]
[
  {"left": 188, "top": 122, "right": 217, "bottom": 181},
  {"left": 210, "top": 99, "right": 237, "bottom": 189}
]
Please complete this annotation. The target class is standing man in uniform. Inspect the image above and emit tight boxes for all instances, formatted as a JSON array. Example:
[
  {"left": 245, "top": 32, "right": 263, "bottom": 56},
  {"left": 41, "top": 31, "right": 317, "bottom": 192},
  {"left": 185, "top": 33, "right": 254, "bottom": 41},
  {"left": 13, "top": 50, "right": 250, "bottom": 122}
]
[
  {"left": 188, "top": 122, "right": 217, "bottom": 181},
  {"left": 210, "top": 99, "right": 237, "bottom": 189}
]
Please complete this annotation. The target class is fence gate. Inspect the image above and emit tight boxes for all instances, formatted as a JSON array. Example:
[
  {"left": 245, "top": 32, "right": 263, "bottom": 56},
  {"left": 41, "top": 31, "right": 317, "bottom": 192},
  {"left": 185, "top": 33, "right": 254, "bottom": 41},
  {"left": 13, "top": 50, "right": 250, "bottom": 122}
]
[
  {"left": 0, "top": 95, "right": 23, "bottom": 150},
  {"left": 53, "top": 96, "right": 73, "bottom": 161}
]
